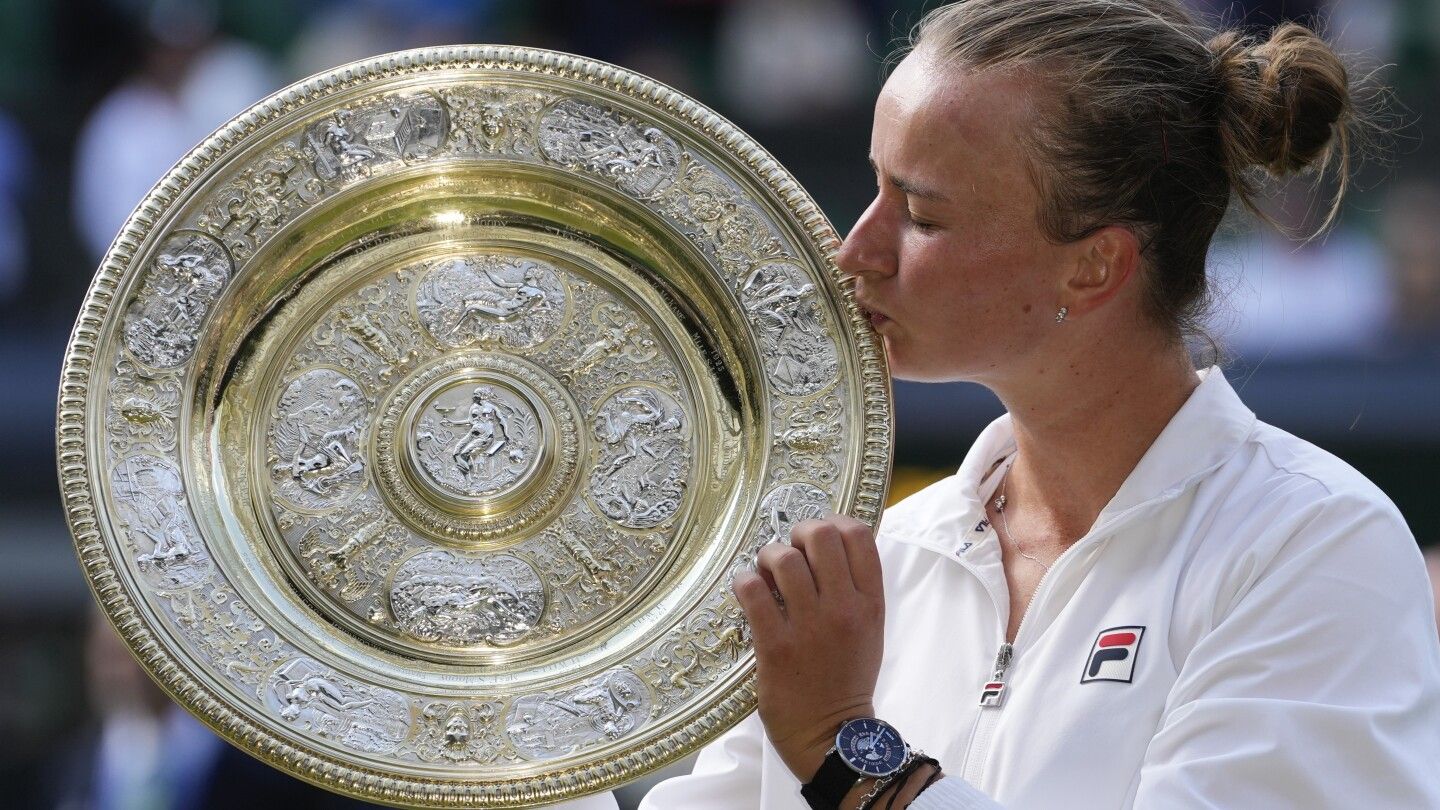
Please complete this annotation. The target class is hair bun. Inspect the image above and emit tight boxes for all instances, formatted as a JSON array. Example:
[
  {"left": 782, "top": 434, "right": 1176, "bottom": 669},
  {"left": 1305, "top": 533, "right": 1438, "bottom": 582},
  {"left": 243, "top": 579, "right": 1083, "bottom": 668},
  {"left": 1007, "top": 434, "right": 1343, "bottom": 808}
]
[{"left": 1208, "top": 22, "right": 1351, "bottom": 177}]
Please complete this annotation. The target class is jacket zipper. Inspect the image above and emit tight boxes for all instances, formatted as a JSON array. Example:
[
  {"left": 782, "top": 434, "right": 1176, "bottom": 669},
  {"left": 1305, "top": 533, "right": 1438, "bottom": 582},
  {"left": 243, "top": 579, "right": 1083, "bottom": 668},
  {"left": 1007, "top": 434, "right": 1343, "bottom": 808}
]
[{"left": 958, "top": 514, "right": 1121, "bottom": 787}]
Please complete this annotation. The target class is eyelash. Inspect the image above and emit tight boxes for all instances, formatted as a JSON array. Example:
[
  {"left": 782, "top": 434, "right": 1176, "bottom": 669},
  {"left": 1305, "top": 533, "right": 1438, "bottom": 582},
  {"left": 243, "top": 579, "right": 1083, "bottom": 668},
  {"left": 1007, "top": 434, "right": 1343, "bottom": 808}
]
[{"left": 906, "top": 214, "right": 939, "bottom": 232}]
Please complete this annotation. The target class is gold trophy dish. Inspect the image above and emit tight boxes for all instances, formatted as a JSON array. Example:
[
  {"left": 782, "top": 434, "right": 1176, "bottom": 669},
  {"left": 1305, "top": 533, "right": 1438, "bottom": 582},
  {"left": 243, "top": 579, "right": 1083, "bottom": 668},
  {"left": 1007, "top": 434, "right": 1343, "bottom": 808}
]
[{"left": 57, "top": 46, "right": 890, "bottom": 807}]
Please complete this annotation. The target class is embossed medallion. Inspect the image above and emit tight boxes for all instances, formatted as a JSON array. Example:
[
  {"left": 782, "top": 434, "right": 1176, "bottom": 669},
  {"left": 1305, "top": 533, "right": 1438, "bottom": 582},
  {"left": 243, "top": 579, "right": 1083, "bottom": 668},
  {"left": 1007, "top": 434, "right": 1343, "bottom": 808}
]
[
  {"left": 62, "top": 46, "right": 889, "bottom": 808},
  {"left": 590, "top": 386, "right": 690, "bottom": 529},
  {"left": 505, "top": 669, "right": 653, "bottom": 759},
  {"left": 416, "top": 255, "right": 567, "bottom": 350},
  {"left": 412, "top": 382, "right": 541, "bottom": 500},
  {"left": 122, "top": 231, "right": 232, "bottom": 368},
  {"left": 389, "top": 550, "right": 545, "bottom": 646},
  {"left": 267, "top": 368, "right": 371, "bottom": 510}
]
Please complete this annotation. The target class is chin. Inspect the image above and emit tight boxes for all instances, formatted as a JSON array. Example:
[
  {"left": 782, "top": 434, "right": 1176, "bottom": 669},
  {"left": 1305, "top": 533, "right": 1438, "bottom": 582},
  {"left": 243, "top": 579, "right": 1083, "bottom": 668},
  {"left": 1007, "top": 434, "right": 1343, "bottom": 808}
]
[
  {"left": 886, "top": 358, "right": 969, "bottom": 384},
  {"left": 884, "top": 347, "right": 978, "bottom": 384}
]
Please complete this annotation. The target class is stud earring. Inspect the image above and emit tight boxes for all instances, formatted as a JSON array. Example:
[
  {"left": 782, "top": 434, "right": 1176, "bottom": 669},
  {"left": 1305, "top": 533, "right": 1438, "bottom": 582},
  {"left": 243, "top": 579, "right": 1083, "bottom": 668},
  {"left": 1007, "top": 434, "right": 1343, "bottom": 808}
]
[{"left": 1055, "top": 306, "right": 1068, "bottom": 324}]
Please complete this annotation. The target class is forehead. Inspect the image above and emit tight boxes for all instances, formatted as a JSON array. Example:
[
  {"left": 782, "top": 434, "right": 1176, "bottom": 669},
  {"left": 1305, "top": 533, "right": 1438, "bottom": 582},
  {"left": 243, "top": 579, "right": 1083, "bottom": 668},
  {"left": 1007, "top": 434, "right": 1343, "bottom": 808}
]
[{"left": 872, "top": 52, "right": 1041, "bottom": 191}]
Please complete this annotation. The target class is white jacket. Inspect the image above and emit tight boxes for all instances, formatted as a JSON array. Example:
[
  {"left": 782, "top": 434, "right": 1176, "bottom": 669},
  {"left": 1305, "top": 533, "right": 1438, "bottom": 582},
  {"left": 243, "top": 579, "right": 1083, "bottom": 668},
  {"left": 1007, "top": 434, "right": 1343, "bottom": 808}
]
[{"left": 634, "top": 367, "right": 1440, "bottom": 809}]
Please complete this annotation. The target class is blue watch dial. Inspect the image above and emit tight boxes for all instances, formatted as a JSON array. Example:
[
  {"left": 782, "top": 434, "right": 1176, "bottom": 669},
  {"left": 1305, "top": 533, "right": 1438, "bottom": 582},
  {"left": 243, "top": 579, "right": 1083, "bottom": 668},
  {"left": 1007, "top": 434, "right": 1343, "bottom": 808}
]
[{"left": 835, "top": 718, "right": 907, "bottom": 777}]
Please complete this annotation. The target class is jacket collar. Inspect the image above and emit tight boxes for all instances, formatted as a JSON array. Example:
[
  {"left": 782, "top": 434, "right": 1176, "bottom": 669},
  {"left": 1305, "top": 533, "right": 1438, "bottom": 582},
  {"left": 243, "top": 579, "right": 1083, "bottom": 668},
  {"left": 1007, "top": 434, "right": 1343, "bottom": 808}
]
[{"left": 888, "top": 366, "right": 1257, "bottom": 554}]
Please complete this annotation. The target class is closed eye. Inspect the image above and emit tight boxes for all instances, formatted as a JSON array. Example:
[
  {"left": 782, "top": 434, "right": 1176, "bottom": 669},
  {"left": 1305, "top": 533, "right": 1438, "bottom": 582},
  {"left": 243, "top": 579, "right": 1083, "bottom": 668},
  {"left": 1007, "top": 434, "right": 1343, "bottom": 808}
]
[{"left": 906, "top": 213, "right": 941, "bottom": 232}]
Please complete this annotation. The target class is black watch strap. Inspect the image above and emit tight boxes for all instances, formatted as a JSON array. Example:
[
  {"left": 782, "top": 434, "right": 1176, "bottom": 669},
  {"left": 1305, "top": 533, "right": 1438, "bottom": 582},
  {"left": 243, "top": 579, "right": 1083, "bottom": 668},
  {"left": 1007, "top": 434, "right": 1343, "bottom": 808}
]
[{"left": 801, "top": 748, "right": 862, "bottom": 810}]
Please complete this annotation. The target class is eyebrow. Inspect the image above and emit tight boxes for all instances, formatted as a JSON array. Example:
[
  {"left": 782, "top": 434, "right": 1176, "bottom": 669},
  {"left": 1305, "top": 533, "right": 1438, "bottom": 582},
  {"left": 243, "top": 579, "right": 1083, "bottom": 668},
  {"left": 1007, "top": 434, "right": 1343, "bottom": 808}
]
[{"left": 868, "top": 156, "right": 951, "bottom": 204}]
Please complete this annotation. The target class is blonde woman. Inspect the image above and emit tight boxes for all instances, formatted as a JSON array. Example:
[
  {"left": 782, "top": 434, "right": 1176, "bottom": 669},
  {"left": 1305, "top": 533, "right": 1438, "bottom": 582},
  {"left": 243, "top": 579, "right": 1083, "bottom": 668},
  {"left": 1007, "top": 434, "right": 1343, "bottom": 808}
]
[{"left": 637, "top": 1, "right": 1440, "bottom": 808}]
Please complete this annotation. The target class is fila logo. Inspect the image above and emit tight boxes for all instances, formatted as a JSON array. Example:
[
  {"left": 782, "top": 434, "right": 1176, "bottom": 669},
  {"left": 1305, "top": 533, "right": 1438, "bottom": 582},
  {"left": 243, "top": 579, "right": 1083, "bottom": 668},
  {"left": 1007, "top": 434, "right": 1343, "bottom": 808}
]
[
  {"left": 1081, "top": 626, "right": 1145, "bottom": 684},
  {"left": 978, "top": 681, "right": 1007, "bottom": 707},
  {"left": 956, "top": 541, "right": 974, "bottom": 555},
  {"left": 974, "top": 519, "right": 989, "bottom": 532}
]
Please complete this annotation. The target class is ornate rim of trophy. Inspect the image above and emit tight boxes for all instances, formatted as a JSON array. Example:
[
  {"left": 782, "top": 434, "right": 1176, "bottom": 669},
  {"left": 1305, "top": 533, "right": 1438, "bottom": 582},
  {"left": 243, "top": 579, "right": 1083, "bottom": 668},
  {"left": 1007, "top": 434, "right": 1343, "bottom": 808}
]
[{"left": 57, "top": 45, "right": 891, "bottom": 806}]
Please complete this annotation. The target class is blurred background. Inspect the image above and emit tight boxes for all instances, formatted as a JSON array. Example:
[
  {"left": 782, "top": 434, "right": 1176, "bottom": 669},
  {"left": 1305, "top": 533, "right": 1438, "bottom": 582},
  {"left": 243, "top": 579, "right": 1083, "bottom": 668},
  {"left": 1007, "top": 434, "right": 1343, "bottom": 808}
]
[{"left": 0, "top": 0, "right": 1436, "bottom": 807}]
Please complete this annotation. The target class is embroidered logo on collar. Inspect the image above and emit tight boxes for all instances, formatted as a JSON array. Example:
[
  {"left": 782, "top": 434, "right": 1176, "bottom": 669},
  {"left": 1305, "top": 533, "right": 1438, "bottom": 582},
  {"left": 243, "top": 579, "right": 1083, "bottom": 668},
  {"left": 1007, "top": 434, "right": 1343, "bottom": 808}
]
[{"left": 1081, "top": 626, "right": 1145, "bottom": 684}]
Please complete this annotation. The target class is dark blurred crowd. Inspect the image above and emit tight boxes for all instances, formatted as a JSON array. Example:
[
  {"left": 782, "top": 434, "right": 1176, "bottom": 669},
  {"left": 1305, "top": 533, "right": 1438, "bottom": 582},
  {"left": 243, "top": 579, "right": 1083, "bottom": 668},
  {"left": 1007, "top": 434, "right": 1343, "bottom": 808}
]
[{"left": 0, "top": 1, "right": 1436, "bottom": 808}]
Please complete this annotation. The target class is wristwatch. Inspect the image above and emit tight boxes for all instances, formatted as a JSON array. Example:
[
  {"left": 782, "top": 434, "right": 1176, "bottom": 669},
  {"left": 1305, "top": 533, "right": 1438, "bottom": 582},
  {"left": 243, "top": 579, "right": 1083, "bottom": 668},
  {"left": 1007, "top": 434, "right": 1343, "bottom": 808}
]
[{"left": 801, "top": 717, "right": 911, "bottom": 810}]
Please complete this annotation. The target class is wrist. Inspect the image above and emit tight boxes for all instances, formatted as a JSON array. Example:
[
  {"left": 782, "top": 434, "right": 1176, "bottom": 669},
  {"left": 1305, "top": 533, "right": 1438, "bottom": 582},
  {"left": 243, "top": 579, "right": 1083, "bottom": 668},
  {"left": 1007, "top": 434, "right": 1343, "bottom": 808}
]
[{"left": 795, "top": 705, "right": 878, "bottom": 781}]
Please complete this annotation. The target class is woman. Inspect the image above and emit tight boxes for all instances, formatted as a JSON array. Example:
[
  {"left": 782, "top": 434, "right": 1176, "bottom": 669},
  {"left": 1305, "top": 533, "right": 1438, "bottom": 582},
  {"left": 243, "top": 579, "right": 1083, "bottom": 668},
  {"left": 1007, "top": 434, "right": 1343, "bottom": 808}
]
[{"left": 638, "top": 0, "right": 1440, "bottom": 808}]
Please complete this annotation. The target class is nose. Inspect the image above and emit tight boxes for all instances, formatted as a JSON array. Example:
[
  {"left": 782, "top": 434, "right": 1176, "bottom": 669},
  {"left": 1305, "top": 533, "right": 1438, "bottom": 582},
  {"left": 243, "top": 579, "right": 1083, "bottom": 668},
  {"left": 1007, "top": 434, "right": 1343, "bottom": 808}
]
[{"left": 835, "top": 195, "right": 896, "bottom": 280}]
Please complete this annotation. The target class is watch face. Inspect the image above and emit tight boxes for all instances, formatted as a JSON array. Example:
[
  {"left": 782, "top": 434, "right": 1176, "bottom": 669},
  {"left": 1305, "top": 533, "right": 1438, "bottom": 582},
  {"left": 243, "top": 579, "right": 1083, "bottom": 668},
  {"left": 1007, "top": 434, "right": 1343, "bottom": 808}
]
[{"left": 836, "top": 718, "right": 907, "bottom": 777}]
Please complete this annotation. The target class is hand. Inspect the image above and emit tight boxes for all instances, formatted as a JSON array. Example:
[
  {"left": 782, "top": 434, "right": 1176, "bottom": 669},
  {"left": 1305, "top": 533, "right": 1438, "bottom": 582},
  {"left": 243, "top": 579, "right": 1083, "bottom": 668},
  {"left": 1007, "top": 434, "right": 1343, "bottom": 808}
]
[{"left": 732, "top": 514, "right": 886, "bottom": 784}]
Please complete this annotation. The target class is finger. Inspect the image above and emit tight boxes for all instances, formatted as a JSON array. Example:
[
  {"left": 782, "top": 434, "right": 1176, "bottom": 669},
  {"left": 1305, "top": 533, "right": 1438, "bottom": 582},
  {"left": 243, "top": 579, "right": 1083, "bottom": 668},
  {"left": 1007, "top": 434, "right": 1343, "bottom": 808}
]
[
  {"left": 732, "top": 569, "right": 786, "bottom": 643},
  {"left": 757, "top": 539, "right": 818, "bottom": 614},
  {"left": 826, "top": 512, "right": 884, "bottom": 597},
  {"left": 753, "top": 545, "right": 780, "bottom": 595},
  {"left": 789, "top": 519, "right": 855, "bottom": 597}
]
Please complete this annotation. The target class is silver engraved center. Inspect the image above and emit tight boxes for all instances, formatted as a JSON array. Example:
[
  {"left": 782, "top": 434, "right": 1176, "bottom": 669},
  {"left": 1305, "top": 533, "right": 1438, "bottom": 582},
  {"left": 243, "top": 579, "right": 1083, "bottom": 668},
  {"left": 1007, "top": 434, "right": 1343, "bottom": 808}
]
[{"left": 411, "top": 382, "right": 542, "bottom": 500}]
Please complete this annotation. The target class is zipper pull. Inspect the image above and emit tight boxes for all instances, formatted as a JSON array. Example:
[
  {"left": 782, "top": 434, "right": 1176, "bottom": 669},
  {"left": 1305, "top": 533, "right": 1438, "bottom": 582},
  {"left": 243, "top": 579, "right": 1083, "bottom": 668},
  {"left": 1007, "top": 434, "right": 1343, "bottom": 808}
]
[{"left": 978, "top": 642, "right": 1013, "bottom": 707}]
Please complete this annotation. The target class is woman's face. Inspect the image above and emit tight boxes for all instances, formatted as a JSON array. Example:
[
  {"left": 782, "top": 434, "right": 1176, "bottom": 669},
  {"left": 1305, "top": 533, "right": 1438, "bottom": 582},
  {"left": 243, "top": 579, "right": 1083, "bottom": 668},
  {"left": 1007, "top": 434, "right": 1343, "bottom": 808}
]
[{"left": 838, "top": 52, "right": 1077, "bottom": 383}]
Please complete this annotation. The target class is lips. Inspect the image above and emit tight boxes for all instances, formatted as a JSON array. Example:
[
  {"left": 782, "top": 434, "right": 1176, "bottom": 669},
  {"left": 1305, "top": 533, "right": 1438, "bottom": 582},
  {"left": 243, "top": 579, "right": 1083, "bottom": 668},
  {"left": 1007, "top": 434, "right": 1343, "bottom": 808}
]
[{"left": 857, "top": 300, "right": 890, "bottom": 329}]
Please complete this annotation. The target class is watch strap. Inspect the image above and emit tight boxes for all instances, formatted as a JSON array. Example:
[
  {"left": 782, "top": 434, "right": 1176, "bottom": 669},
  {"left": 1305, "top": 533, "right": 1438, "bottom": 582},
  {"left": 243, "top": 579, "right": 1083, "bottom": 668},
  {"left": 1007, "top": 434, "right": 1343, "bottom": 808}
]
[{"left": 801, "top": 748, "right": 863, "bottom": 810}]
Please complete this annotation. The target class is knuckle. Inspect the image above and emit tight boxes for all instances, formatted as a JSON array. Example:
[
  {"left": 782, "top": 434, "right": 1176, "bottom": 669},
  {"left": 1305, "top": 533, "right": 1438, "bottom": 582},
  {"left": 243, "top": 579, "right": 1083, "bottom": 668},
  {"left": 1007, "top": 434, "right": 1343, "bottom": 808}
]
[
  {"left": 732, "top": 573, "right": 767, "bottom": 602},
  {"left": 791, "top": 517, "right": 837, "bottom": 541},
  {"left": 774, "top": 546, "right": 808, "bottom": 570},
  {"left": 755, "top": 541, "right": 785, "bottom": 568},
  {"left": 837, "top": 517, "right": 874, "bottom": 543}
]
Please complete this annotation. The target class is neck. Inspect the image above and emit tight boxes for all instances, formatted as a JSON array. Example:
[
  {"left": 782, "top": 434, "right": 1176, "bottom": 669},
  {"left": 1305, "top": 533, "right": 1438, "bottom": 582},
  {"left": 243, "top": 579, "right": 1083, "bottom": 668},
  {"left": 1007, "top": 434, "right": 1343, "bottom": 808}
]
[{"left": 991, "top": 336, "right": 1199, "bottom": 545}]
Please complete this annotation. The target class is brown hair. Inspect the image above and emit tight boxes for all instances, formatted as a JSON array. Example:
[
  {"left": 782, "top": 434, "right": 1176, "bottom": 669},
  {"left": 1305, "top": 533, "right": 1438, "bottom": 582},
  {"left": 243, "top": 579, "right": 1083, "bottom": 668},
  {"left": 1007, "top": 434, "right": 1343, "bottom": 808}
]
[{"left": 909, "top": 0, "right": 1371, "bottom": 347}]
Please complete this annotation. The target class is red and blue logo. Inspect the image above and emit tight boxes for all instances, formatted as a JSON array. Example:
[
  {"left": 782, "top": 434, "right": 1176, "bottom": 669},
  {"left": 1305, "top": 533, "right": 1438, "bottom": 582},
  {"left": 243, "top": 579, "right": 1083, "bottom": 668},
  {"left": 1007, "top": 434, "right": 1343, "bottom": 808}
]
[{"left": 1081, "top": 626, "right": 1145, "bottom": 684}]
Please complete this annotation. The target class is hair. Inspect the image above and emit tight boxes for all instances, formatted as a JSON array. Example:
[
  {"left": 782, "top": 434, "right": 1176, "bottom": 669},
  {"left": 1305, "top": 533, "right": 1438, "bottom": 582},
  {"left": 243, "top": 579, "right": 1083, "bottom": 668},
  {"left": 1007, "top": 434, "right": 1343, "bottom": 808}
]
[{"left": 907, "top": 0, "right": 1380, "bottom": 351}]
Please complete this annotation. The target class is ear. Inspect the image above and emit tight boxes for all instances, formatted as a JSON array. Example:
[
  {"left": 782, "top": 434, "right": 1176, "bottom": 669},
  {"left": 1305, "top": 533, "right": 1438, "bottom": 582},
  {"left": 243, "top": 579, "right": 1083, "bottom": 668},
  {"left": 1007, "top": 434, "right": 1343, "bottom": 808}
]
[{"left": 1062, "top": 225, "right": 1141, "bottom": 315}]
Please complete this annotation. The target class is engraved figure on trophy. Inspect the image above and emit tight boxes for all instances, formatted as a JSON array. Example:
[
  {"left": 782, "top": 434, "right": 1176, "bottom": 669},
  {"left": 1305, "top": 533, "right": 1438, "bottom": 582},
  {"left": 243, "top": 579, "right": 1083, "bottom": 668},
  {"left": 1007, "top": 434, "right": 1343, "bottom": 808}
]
[
  {"left": 652, "top": 600, "right": 750, "bottom": 704},
  {"left": 267, "top": 369, "right": 370, "bottom": 509},
  {"left": 662, "top": 163, "right": 736, "bottom": 227},
  {"left": 539, "top": 99, "right": 681, "bottom": 198},
  {"left": 590, "top": 387, "right": 690, "bottom": 529},
  {"left": 337, "top": 307, "right": 403, "bottom": 372},
  {"left": 773, "top": 392, "right": 844, "bottom": 485},
  {"left": 740, "top": 261, "right": 840, "bottom": 396},
  {"left": 111, "top": 454, "right": 211, "bottom": 588},
  {"left": 532, "top": 507, "right": 633, "bottom": 624},
  {"left": 565, "top": 301, "right": 659, "bottom": 381},
  {"left": 440, "top": 85, "right": 545, "bottom": 155},
  {"left": 714, "top": 205, "right": 778, "bottom": 265},
  {"left": 265, "top": 657, "right": 407, "bottom": 754},
  {"left": 122, "top": 231, "right": 233, "bottom": 369},
  {"left": 163, "top": 584, "right": 288, "bottom": 688},
  {"left": 505, "top": 669, "right": 652, "bottom": 759},
  {"left": 197, "top": 143, "right": 324, "bottom": 260},
  {"left": 414, "top": 384, "right": 539, "bottom": 498},
  {"left": 360, "top": 94, "right": 448, "bottom": 162},
  {"left": 307, "top": 109, "right": 376, "bottom": 182},
  {"left": 387, "top": 551, "right": 545, "bottom": 646},
  {"left": 305, "top": 276, "right": 421, "bottom": 385},
  {"left": 294, "top": 505, "right": 406, "bottom": 604},
  {"left": 106, "top": 359, "right": 182, "bottom": 455},
  {"left": 415, "top": 255, "right": 566, "bottom": 349},
  {"left": 411, "top": 701, "right": 512, "bottom": 764}
]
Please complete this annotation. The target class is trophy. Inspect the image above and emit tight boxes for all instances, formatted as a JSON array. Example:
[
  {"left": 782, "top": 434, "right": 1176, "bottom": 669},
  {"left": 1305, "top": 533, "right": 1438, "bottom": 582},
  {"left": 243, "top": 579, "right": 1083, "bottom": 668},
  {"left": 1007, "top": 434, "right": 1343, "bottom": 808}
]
[{"left": 57, "top": 46, "right": 891, "bottom": 806}]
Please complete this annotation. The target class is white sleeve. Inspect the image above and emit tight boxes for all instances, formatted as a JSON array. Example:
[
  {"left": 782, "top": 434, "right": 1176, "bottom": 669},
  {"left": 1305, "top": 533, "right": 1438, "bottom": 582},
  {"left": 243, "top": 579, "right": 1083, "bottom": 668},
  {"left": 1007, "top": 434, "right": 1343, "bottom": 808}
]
[
  {"left": 638, "top": 711, "right": 765, "bottom": 809},
  {"left": 1134, "top": 494, "right": 1440, "bottom": 807},
  {"left": 909, "top": 776, "right": 1005, "bottom": 809}
]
